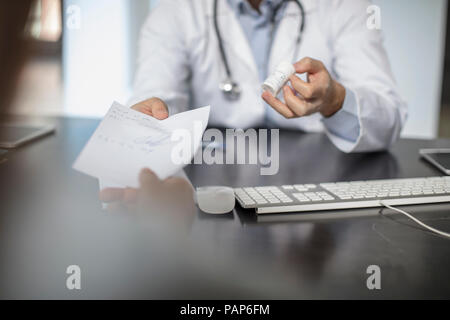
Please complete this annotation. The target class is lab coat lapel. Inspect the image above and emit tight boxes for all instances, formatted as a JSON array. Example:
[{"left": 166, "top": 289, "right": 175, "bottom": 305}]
[{"left": 213, "top": 0, "right": 258, "bottom": 75}]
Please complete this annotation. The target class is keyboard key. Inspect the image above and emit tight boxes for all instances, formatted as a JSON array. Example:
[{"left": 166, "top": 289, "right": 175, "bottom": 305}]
[
  {"left": 241, "top": 198, "right": 255, "bottom": 205},
  {"left": 294, "top": 185, "right": 308, "bottom": 192},
  {"left": 256, "top": 199, "right": 268, "bottom": 204}
]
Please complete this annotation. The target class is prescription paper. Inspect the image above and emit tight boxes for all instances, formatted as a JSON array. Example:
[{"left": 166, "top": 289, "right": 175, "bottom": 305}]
[{"left": 73, "top": 102, "right": 210, "bottom": 187}]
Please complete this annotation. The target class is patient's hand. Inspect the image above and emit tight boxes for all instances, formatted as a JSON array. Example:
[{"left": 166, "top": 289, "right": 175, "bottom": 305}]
[
  {"left": 130, "top": 97, "right": 169, "bottom": 120},
  {"left": 99, "top": 186, "right": 138, "bottom": 213},
  {"left": 99, "top": 169, "right": 196, "bottom": 230}
]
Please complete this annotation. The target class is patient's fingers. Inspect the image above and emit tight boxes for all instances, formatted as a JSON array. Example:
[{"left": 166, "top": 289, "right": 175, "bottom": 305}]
[
  {"left": 104, "top": 202, "right": 125, "bottom": 213},
  {"left": 139, "top": 168, "right": 160, "bottom": 188},
  {"left": 99, "top": 188, "right": 125, "bottom": 203},
  {"left": 164, "top": 177, "right": 193, "bottom": 191},
  {"left": 99, "top": 187, "right": 138, "bottom": 204},
  {"left": 131, "top": 98, "right": 169, "bottom": 120},
  {"left": 100, "top": 169, "right": 159, "bottom": 203},
  {"left": 123, "top": 188, "right": 138, "bottom": 204},
  {"left": 150, "top": 100, "right": 169, "bottom": 120}
]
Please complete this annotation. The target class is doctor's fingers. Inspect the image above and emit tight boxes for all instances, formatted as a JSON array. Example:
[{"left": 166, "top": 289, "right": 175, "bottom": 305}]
[
  {"left": 283, "top": 86, "right": 316, "bottom": 117},
  {"left": 131, "top": 97, "right": 169, "bottom": 120},
  {"left": 294, "top": 57, "right": 324, "bottom": 74},
  {"left": 262, "top": 91, "right": 296, "bottom": 119},
  {"left": 288, "top": 75, "right": 325, "bottom": 100}
]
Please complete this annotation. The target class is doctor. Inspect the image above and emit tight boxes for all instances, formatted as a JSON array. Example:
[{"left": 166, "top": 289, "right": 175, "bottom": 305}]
[{"left": 129, "top": 0, "right": 407, "bottom": 153}]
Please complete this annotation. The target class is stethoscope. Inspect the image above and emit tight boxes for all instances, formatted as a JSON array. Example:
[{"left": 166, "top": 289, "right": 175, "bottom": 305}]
[{"left": 213, "top": 0, "right": 305, "bottom": 100}]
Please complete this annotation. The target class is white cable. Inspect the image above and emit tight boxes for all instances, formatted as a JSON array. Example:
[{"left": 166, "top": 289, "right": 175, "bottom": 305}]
[{"left": 379, "top": 201, "right": 450, "bottom": 239}]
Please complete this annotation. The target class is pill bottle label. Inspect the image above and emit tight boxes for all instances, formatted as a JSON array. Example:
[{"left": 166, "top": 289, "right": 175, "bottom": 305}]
[{"left": 262, "top": 61, "right": 295, "bottom": 96}]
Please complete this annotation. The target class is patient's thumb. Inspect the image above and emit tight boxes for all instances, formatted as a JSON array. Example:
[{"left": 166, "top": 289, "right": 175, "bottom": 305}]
[{"left": 139, "top": 168, "right": 159, "bottom": 186}]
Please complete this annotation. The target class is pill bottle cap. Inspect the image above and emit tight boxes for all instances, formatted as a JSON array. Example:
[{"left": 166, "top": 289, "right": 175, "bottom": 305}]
[{"left": 275, "top": 61, "right": 295, "bottom": 77}]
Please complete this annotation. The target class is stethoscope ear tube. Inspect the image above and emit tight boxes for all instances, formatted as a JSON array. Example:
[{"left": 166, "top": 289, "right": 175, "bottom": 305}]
[
  {"left": 214, "top": 0, "right": 305, "bottom": 100},
  {"left": 214, "top": 0, "right": 242, "bottom": 100},
  {"left": 213, "top": 0, "right": 232, "bottom": 80}
]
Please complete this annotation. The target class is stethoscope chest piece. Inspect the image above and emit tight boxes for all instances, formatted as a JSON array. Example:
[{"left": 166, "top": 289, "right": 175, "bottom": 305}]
[{"left": 220, "top": 78, "right": 241, "bottom": 101}]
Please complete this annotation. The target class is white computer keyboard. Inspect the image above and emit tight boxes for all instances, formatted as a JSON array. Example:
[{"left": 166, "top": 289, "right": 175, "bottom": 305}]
[{"left": 234, "top": 176, "right": 450, "bottom": 214}]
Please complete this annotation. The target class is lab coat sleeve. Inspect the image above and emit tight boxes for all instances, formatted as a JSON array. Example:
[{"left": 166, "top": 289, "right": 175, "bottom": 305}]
[
  {"left": 321, "top": 0, "right": 408, "bottom": 153},
  {"left": 321, "top": 88, "right": 360, "bottom": 144},
  {"left": 128, "top": 1, "right": 191, "bottom": 115}
]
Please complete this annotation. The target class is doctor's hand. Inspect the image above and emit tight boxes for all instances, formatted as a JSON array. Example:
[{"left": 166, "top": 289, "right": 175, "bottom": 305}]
[
  {"left": 262, "top": 57, "right": 346, "bottom": 119},
  {"left": 131, "top": 97, "right": 169, "bottom": 120}
]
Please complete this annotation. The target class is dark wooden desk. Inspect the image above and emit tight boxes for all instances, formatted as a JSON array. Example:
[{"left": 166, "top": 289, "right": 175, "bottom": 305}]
[{"left": 1, "top": 117, "right": 450, "bottom": 299}]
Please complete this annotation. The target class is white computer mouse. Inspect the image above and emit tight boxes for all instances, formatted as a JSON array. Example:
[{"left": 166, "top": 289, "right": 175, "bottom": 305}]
[{"left": 196, "top": 186, "right": 235, "bottom": 214}]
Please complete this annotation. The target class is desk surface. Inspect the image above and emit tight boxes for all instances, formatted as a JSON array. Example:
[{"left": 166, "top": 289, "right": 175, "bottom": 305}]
[{"left": 1, "top": 116, "right": 450, "bottom": 299}]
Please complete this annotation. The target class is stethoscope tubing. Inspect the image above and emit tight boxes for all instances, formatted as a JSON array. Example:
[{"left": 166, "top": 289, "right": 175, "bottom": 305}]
[{"left": 214, "top": 0, "right": 305, "bottom": 96}]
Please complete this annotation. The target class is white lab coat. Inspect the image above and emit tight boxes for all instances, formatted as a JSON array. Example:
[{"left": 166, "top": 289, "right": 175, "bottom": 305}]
[{"left": 129, "top": 0, "right": 408, "bottom": 153}]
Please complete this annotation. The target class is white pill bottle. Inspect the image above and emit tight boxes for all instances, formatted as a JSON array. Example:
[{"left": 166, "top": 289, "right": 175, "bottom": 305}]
[{"left": 261, "top": 61, "right": 296, "bottom": 96}]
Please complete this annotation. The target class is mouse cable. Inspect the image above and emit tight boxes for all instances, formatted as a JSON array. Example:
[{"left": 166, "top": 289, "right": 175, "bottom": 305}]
[{"left": 379, "top": 201, "right": 450, "bottom": 239}]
